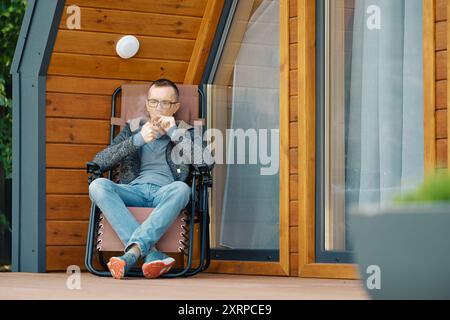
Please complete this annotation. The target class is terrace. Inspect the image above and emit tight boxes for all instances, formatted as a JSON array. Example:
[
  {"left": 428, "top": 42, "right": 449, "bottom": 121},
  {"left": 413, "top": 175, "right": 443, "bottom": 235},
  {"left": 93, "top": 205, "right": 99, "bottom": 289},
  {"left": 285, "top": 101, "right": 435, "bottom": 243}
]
[{"left": 0, "top": 272, "right": 367, "bottom": 300}]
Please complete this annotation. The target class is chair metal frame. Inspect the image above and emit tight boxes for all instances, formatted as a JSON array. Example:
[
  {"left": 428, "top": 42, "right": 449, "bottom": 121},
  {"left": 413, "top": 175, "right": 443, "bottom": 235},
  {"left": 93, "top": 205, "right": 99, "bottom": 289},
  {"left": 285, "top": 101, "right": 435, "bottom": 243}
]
[{"left": 85, "top": 86, "right": 212, "bottom": 278}]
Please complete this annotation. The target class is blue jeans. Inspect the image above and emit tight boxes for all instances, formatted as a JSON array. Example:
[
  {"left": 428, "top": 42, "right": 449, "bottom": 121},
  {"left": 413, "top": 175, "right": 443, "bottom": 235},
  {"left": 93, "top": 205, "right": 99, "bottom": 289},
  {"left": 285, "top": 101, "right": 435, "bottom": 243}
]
[{"left": 88, "top": 178, "right": 191, "bottom": 257}]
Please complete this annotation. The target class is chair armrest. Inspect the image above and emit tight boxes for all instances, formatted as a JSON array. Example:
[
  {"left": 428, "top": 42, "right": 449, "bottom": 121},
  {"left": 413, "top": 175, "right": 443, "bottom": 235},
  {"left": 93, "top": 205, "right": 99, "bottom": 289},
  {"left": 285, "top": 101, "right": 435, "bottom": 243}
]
[{"left": 86, "top": 161, "right": 102, "bottom": 185}]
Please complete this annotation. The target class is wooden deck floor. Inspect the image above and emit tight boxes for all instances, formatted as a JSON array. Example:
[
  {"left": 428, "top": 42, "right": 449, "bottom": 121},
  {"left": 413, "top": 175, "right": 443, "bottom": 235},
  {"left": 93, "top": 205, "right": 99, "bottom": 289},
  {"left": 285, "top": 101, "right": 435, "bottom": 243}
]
[{"left": 0, "top": 272, "right": 368, "bottom": 300}]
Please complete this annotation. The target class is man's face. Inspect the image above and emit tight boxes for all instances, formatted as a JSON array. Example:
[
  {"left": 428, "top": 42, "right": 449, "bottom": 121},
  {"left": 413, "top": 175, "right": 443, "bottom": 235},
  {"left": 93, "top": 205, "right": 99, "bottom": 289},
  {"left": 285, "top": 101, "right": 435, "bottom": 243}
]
[{"left": 146, "top": 85, "right": 180, "bottom": 120}]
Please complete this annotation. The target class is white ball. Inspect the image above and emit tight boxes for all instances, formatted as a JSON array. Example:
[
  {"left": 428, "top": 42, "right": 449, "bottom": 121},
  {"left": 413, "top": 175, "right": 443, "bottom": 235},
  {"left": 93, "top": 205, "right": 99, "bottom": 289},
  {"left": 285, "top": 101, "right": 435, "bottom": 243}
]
[{"left": 116, "top": 35, "right": 140, "bottom": 59}]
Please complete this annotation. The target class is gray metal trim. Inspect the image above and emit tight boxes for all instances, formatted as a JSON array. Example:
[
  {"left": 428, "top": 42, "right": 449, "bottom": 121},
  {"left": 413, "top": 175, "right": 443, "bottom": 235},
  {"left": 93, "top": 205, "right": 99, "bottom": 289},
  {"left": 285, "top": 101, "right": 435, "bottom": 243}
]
[
  {"left": 10, "top": 1, "right": 37, "bottom": 74},
  {"left": 315, "top": 0, "right": 353, "bottom": 264},
  {"left": 11, "top": 72, "right": 20, "bottom": 271},
  {"left": 201, "top": 0, "right": 238, "bottom": 84},
  {"left": 10, "top": 0, "right": 65, "bottom": 272}
]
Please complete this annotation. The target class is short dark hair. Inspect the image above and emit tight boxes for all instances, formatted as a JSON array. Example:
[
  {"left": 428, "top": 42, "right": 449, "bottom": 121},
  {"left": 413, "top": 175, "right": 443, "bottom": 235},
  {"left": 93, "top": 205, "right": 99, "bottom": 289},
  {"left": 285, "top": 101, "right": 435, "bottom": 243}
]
[{"left": 149, "top": 78, "right": 179, "bottom": 101}]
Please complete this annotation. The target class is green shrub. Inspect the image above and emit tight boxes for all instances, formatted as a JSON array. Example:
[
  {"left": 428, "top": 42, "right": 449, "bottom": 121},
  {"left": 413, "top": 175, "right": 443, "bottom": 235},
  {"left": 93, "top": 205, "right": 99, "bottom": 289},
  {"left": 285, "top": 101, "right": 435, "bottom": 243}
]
[
  {"left": 0, "top": 212, "right": 11, "bottom": 232},
  {"left": 0, "top": 0, "right": 27, "bottom": 179}
]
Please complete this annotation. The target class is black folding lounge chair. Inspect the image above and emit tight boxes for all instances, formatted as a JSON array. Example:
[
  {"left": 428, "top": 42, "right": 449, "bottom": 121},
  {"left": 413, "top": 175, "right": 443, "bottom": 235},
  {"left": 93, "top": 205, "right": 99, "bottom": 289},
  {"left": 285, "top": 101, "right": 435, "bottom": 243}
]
[{"left": 85, "top": 83, "right": 212, "bottom": 278}]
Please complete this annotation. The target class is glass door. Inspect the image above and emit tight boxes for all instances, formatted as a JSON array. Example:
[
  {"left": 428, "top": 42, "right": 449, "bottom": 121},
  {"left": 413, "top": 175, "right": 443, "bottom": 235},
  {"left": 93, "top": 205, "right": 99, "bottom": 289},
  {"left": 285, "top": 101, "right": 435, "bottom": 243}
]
[
  {"left": 202, "top": 0, "right": 280, "bottom": 262},
  {"left": 316, "top": 0, "right": 425, "bottom": 263}
]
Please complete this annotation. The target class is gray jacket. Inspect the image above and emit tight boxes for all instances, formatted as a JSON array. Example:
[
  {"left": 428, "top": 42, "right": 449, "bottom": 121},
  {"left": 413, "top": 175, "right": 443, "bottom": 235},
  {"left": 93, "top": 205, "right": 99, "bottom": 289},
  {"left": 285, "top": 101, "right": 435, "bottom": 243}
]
[{"left": 92, "top": 116, "right": 214, "bottom": 184}]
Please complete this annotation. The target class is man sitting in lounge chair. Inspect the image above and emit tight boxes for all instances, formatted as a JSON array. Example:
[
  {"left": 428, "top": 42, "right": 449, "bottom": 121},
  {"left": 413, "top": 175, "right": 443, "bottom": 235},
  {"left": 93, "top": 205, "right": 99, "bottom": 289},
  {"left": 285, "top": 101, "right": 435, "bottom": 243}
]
[{"left": 88, "top": 78, "right": 214, "bottom": 279}]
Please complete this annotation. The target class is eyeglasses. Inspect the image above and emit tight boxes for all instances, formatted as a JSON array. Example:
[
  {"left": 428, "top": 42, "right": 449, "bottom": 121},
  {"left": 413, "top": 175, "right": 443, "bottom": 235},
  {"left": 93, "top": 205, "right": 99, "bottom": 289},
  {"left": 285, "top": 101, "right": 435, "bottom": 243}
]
[{"left": 147, "top": 98, "right": 179, "bottom": 110}]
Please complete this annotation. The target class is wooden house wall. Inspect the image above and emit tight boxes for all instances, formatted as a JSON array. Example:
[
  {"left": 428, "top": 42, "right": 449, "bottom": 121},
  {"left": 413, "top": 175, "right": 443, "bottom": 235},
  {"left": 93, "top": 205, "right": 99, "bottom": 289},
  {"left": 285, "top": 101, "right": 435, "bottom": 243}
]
[{"left": 43, "top": 0, "right": 436, "bottom": 277}]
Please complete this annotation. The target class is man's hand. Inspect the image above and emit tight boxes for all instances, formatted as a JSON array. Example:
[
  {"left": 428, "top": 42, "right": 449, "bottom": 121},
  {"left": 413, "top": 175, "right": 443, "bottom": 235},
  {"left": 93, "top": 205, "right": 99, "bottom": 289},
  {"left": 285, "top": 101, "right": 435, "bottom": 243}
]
[
  {"left": 140, "top": 122, "right": 160, "bottom": 143},
  {"left": 154, "top": 115, "right": 176, "bottom": 133},
  {"left": 150, "top": 121, "right": 165, "bottom": 137}
]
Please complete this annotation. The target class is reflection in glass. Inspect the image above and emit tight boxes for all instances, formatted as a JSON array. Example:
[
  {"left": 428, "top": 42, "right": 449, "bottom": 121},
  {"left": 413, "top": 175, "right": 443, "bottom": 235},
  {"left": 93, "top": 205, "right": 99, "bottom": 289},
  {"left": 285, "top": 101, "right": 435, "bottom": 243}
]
[
  {"left": 324, "top": 0, "right": 424, "bottom": 251},
  {"left": 208, "top": 0, "right": 280, "bottom": 253}
]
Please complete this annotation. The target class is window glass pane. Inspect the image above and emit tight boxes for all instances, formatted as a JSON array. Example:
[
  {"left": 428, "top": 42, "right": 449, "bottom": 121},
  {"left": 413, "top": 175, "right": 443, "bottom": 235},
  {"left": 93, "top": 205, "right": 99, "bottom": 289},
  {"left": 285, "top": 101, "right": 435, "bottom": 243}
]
[
  {"left": 324, "top": 0, "right": 424, "bottom": 252},
  {"left": 208, "top": 0, "right": 280, "bottom": 255}
]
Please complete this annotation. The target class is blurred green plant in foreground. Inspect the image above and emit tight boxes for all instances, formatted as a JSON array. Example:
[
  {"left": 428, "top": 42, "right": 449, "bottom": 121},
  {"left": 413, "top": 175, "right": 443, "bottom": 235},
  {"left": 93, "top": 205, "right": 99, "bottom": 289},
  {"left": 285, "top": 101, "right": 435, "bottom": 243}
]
[{"left": 395, "top": 171, "right": 450, "bottom": 203}]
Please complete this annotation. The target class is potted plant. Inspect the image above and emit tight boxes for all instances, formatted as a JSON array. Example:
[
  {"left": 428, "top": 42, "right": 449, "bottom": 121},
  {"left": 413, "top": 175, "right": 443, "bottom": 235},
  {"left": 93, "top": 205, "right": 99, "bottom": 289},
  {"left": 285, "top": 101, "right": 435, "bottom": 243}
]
[{"left": 349, "top": 172, "right": 450, "bottom": 300}]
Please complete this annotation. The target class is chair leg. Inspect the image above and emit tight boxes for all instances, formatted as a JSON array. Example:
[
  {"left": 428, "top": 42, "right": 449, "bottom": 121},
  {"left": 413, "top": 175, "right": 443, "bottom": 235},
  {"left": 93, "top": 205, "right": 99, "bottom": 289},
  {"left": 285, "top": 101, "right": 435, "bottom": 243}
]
[
  {"left": 85, "top": 203, "right": 112, "bottom": 277},
  {"left": 182, "top": 220, "right": 207, "bottom": 276},
  {"left": 199, "top": 183, "right": 211, "bottom": 272},
  {"left": 201, "top": 185, "right": 211, "bottom": 272},
  {"left": 183, "top": 183, "right": 211, "bottom": 277},
  {"left": 98, "top": 252, "right": 110, "bottom": 271},
  {"left": 202, "top": 214, "right": 211, "bottom": 272}
]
